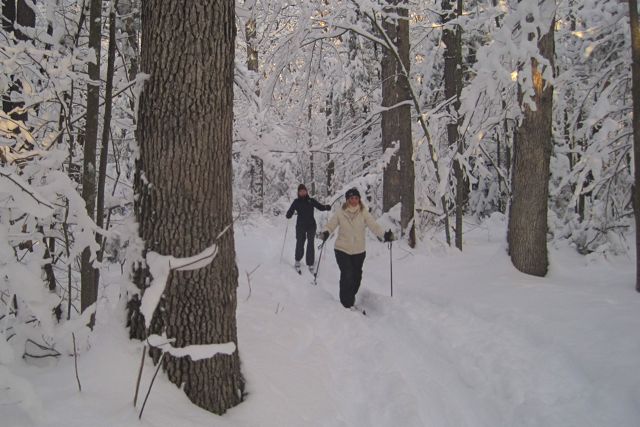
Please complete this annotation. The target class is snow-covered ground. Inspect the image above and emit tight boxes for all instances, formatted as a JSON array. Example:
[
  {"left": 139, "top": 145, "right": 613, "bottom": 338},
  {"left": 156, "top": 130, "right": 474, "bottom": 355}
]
[{"left": 4, "top": 214, "right": 640, "bottom": 427}]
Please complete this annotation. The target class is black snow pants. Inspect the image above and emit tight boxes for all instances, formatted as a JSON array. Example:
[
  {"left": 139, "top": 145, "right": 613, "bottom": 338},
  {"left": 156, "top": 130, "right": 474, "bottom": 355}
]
[
  {"left": 334, "top": 250, "right": 366, "bottom": 308},
  {"left": 295, "top": 225, "right": 316, "bottom": 266}
]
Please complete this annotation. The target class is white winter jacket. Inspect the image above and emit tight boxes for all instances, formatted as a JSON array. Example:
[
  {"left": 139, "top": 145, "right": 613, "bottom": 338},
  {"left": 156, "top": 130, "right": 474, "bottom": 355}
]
[{"left": 324, "top": 203, "right": 385, "bottom": 255}]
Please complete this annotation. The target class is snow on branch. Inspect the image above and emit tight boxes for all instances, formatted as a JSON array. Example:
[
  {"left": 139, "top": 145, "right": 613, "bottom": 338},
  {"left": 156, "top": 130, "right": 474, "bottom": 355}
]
[
  {"left": 381, "top": 142, "right": 400, "bottom": 171},
  {"left": 147, "top": 333, "right": 236, "bottom": 361},
  {"left": 0, "top": 168, "right": 55, "bottom": 216},
  {"left": 140, "top": 243, "right": 219, "bottom": 329}
]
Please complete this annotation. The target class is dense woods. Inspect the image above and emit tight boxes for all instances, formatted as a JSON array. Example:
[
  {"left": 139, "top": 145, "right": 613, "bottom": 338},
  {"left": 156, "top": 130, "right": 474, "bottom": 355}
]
[{"left": 1, "top": 0, "right": 637, "bottom": 418}]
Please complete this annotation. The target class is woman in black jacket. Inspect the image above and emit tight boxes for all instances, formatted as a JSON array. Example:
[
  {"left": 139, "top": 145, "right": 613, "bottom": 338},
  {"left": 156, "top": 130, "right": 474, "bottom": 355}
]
[{"left": 286, "top": 184, "right": 331, "bottom": 273}]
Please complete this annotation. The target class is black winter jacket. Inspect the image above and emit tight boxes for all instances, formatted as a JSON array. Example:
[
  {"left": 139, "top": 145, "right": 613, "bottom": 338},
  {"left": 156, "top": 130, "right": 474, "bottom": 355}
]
[{"left": 286, "top": 196, "right": 330, "bottom": 229}]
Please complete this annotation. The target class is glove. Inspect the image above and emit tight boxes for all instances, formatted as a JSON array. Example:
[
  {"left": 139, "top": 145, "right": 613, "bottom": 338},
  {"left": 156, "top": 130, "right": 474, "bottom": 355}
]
[
  {"left": 319, "top": 231, "right": 330, "bottom": 241},
  {"left": 383, "top": 230, "right": 394, "bottom": 242},
  {"left": 286, "top": 212, "right": 292, "bottom": 219}
]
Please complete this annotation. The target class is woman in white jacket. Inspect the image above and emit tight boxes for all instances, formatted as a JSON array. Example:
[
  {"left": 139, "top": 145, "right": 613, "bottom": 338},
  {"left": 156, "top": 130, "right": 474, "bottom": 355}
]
[{"left": 320, "top": 188, "right": 394, "bottom": 309}]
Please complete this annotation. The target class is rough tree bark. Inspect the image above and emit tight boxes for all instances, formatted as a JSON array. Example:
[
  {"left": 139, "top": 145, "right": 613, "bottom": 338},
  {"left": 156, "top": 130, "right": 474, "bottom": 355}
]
[
  {"left": 381, "top": 0, "right": 415, "bottom": 247},
  {"left": 80, "top": 0, "right": 102, "bottom": 324},
  {"left": 131, "top": 0, "right": 244, "bottom": 414},
  {"left": 442, "top": 0, "right": 465, "bottom": 250},
  {"left": 508, "top": 10, "right": 555, "bottom": 277},
  {"left": 629, "top": 0, "right": 640, "bottom": 292}
]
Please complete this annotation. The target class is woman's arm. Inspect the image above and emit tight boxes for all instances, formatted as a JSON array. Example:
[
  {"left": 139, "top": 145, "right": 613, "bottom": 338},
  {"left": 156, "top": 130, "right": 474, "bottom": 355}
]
[
  {"left": 363, "top": 209, "right": 385, "bottom": 240},
  {"left": 285, "top": 200, "right": 296, "bottom": 219},
  {"left": 324, "top": 211, "right": 340, "bottom": 234},
  {"left": 311, "top": 198, "right": 331, "bottom": 211}
]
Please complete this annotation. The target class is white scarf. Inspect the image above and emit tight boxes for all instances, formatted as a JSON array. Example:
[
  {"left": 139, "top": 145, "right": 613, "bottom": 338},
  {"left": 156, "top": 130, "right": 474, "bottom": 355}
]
[{"left": 345, "top": 204, "right": 361, "bottom": 220}]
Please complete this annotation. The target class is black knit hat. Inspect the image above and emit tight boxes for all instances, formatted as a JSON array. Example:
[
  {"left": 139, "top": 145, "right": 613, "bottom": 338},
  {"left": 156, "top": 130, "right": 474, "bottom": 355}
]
[
  {"left": 298, "top": 184, "right": 307, "bottom": 192},
  {"left": 345, "top": 188, "right": 361, "bottom": 199}
]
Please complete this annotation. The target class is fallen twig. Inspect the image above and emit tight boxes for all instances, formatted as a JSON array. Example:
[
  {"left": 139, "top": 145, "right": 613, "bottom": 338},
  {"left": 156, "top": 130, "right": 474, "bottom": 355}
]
[
  {"left": 244, "top": 264, "right": 261, "bottom": 302},
  {"left": 72, "top": 332, "right": 82, "bottom": 392}
]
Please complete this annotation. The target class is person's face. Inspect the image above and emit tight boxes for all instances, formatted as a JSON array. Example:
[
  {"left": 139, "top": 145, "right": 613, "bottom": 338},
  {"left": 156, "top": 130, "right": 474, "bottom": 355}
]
[
  {"left": 298, "top": 189, "right": 308, "bottom": 197},
  {"left": 348, "top": 195, "right": 360, "bottom": 207}
]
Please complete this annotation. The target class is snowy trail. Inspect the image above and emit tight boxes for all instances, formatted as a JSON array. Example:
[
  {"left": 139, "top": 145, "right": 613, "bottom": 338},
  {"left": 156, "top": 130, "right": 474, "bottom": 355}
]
[
  {"left": 232, "top": 217, "right": 640, "bottom": 427},
  {"left": 4, "top": 216, "right": 640, "bottom": 427}
]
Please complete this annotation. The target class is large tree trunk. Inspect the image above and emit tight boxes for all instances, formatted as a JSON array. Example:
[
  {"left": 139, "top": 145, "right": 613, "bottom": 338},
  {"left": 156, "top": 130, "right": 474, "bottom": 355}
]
[
  {"left": 442, "top": 0, "right": 464, "bottom": 250},
  {"left": 629, "top": 0, "right": 640, "bottom": 292},
  {"left": 80, "top": 0, "right": 102, "bottom": 324},
  {"left": 508, "top": 12, "right": 555, "bottom": 277},
  {"left": 132, "top": 0, "right": 244, "bottom": 414},
  {"left": 381, "top": 0, "right": 415, "bottom": 247}
]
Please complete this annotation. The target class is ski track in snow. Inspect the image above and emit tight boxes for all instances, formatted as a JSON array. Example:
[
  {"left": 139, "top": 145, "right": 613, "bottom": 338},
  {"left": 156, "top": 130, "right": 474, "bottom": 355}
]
[{"left": 3, "top": 216, "right": 640, "bottom": 427}]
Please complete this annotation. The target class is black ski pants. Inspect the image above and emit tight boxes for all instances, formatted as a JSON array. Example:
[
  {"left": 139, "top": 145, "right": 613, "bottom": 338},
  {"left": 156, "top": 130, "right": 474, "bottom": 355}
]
[
  {"left": 295, "top": 225, "right": 316, "bottom": 266},
  {"left": 334, "top": 250, "right": 366, "bottom": 308}
]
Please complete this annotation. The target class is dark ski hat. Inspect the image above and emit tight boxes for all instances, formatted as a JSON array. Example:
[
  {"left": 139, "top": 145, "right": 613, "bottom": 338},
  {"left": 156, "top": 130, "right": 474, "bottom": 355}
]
[
  {"left": 298, "top": 184, "right": 307, "bottom": 192},
  {"left": 345, "top": 188, "right": 361, "bottom": 199}
]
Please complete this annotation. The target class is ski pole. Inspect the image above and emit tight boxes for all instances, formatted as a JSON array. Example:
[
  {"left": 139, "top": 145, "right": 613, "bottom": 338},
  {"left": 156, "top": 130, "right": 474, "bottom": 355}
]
[
  {"left": 313, "top": 240, "right": 326, "bottom": 286},
  {"left": 280, "top": 218, "right": 290, "bottom": 264},
  {"left": 389, "top": 241, "right": 393, "bottom": 297}
]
